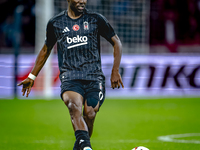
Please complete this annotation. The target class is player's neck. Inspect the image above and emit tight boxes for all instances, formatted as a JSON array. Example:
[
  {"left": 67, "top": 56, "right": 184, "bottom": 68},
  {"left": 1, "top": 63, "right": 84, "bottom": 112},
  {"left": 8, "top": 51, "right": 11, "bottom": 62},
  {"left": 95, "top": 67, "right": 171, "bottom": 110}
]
[{"left": 67, "top": 9, "right": 83, "bottom": 19}]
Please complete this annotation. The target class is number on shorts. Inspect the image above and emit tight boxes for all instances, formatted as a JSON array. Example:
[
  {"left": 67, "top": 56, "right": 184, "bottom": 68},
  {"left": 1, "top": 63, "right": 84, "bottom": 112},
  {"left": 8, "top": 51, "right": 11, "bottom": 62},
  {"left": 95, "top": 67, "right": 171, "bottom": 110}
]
[{"left": 99, "top": 91, "right": 103, "bottom": 101}]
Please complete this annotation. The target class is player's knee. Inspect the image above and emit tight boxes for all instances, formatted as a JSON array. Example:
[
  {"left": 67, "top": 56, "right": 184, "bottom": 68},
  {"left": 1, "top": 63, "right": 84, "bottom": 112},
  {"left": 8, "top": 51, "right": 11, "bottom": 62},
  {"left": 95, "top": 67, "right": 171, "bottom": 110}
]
[
  {"left": 84, "top": 98, "right": 99, "bottom": 120},
  {"left": 65, "top": 100, "right": 81, "bottom": 116},
  {"left": 62, "top": 95, "right": 80, "bottom": 111},
  {"left": 67, "top": 101, "right": 76, "bottom": 111},
  {"left": 84, "top": 109, "right": 96, "bottom": 120}
]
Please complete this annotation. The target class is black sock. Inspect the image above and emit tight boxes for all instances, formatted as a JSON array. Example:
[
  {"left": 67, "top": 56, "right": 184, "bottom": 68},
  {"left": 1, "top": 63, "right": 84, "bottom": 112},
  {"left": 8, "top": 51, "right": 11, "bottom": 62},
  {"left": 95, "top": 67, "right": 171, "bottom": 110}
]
[
  {"left": 73, "top": 140, "right": 80, "bottom": 150},
  {"left": 75, "top": 130, "right": 92, "bottom": 150}
]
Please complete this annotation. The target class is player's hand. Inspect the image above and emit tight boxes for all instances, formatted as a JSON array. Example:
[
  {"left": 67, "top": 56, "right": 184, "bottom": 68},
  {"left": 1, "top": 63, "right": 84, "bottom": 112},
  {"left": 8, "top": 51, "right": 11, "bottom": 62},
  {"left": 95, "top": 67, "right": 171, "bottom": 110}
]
[
  {"left": 110, "top": 69, "right": 124, "bottom": 89},
  {"left": 17, "top": 78, "right": 34, "bottom": 97}
]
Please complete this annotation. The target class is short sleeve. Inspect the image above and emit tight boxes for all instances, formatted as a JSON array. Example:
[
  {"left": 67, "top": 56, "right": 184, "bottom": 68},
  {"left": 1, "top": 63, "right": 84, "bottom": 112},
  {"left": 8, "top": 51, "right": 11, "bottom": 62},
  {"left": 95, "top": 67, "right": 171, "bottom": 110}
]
[
  {"left": 45, "top": 20, "right": 57, "bottom": 48},
  {"left": 98, "top": 14, "right": 116, "bottom": 45}
]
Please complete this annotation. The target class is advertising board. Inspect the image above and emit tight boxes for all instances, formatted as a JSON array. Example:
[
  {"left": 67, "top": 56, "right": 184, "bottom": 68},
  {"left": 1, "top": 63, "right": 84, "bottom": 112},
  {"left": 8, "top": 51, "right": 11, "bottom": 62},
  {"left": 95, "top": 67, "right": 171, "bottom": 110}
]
[{"left": 0, "top": 55, "right": 200, "bottom": 98}]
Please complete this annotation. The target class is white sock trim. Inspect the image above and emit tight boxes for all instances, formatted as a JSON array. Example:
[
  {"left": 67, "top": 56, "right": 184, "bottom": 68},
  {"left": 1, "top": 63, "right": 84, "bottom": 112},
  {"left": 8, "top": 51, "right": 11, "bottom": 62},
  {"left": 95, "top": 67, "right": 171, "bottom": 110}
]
[{"left": 83, "top": 147, "right": 92, "bottom": 150}]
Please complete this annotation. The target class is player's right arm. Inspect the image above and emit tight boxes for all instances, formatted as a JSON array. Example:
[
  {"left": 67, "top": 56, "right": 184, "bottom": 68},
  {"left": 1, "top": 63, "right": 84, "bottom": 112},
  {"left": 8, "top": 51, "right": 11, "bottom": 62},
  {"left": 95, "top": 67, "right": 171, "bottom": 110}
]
[
  {"left": 17, "top": 44, "right": 53, "bottom": 97},
  {"left": 18, "top": 20, "right": 56, "bottom": 97}
]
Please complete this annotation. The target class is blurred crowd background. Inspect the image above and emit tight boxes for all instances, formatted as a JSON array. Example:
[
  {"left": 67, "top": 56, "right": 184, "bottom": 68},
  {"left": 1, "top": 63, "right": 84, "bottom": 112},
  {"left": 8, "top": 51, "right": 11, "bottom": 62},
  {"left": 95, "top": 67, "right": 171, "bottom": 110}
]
[
  {"left": 0, "top": 0, "right": 200, "bottom": 54},
  {"left": 0, "top": 0, "right": 35, "bottom": 51},
  {"left": 150, "top": 0, "right": 200, "bottom": 53}
]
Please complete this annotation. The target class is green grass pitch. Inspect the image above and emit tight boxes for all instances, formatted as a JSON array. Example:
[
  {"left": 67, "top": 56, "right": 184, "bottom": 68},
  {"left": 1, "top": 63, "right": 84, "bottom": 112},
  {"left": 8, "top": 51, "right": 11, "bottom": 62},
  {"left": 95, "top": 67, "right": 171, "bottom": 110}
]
[{"left": 0, "top": 97, "right": 200, "bottom": 150}]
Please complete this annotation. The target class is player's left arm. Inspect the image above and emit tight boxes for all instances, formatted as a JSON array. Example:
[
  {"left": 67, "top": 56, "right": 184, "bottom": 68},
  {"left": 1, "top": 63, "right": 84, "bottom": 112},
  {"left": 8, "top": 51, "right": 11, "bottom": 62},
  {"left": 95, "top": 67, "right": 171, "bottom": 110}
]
[
  {"left": 97, "top": 14, "right": 124, "bottom": 89},
  {"left": 110, "top": 34, "right": 124, "bottom": 89}
]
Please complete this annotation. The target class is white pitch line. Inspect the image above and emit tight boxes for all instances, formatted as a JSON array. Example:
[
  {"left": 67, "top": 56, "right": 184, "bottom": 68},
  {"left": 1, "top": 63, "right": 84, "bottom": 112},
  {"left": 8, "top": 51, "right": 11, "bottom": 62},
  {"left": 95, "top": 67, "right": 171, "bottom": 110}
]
[{"left": 158, "top": 133, "right": 200, "bottom": 144}]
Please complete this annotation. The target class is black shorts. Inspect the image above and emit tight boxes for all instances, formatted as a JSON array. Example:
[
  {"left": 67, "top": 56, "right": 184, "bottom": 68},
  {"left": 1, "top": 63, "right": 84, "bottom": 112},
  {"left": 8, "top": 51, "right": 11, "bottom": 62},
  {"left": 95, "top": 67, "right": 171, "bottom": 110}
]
[{"left": 60, "top": 80, "right": 106, "bottom": 107}]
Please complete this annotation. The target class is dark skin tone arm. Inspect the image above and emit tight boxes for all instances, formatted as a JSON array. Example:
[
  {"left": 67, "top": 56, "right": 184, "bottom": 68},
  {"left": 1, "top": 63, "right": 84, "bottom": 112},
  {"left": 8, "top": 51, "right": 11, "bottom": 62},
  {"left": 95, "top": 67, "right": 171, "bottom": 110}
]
[
  {"left": 110, "top": 34, "right": 124, "bottom": 89},
  {"left": 17, "top": 44, "right": 53, "bottom": 97},
  {"left": 18, "top": 34, "right": 124, "bottom": 97}
]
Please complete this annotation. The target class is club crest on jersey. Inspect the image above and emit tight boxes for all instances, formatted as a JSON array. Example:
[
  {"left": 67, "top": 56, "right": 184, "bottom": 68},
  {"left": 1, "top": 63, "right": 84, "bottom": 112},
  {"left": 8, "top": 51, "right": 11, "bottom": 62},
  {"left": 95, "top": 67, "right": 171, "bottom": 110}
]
[
  {"left": 84, "top": 21, "right": 89, "bottom": 30},
  {"left": 72, "top": 25, "right": 80, "bottom": 31}
]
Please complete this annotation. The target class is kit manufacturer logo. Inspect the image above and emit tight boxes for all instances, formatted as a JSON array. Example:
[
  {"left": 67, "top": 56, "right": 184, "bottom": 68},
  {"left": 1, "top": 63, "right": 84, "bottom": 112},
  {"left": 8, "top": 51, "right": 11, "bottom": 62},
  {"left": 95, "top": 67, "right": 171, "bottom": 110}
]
[{"left": 62, "top": 27, "right": 70, "bottom": 33}]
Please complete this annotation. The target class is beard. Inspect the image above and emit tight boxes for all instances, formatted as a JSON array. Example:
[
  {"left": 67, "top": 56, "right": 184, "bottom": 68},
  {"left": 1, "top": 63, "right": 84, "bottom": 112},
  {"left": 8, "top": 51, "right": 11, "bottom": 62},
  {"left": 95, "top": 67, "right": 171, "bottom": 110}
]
[{"left": 70, "top": 3, "right": 85, "bottom": 15}]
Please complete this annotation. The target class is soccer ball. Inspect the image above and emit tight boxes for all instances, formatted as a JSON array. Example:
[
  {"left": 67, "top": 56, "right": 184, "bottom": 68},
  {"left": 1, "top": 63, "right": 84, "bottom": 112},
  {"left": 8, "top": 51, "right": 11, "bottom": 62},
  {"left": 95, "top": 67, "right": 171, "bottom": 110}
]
[{"left": 132, "top": 146, "right": 149, "bottom": 150}]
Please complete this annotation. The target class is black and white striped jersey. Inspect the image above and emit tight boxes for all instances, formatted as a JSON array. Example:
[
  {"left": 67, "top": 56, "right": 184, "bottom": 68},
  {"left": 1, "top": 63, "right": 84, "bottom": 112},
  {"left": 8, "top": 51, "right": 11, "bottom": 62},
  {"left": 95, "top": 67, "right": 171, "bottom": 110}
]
[{"left": 45, "top": 9, "right": 115, "bottom": 82}]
